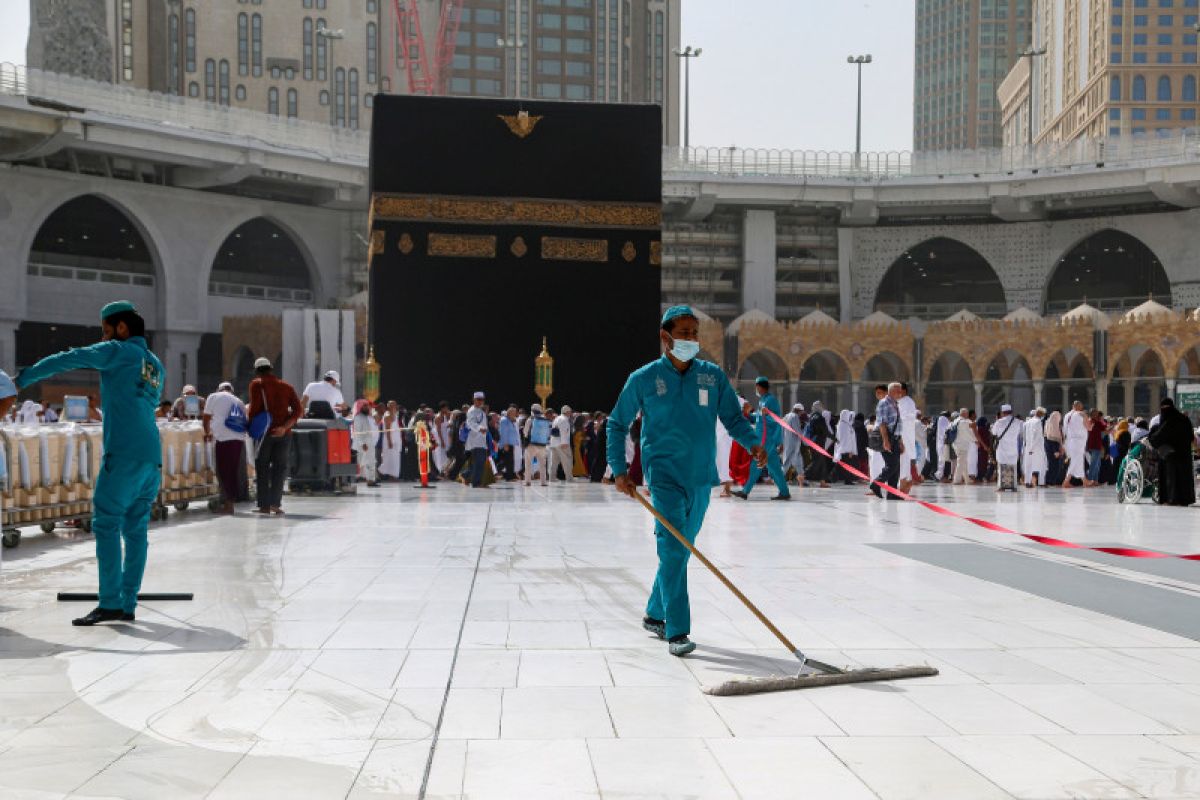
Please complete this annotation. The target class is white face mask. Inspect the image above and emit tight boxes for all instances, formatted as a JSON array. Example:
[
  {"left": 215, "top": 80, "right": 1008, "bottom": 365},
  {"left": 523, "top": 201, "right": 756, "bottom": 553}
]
[{"left": 669, "top": 337, "right": 700, "bottom": 362}]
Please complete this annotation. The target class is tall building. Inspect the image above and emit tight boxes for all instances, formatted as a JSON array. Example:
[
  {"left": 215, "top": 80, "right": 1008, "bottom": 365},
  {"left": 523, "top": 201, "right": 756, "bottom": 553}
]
[
  {"left": 1000, "top": 0, "right": 1200, "bottom": 146},
  {"left": 25, "top": 0, "right": 680, "bottom": 142},
  {"left": 913, "top": 0, "right": 1033, "bottom": 150}
]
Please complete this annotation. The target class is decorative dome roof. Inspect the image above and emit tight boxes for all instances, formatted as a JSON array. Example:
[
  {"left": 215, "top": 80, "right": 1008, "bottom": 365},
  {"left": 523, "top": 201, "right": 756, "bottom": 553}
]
[
  {"left": 689, "top": 306, "right": 714, "bottom": 321},
  {"left": 1003, "top": 306, "right": 1042, "bottom": 323},
  {"left": 1061, "top": 302, "right": 1111, "bottom": 329},
  {"left": 945, "top": 308, "right": 980, "bottom": 322},
  {"left": 1122, "top": 299, "right": 1174, "bottom": 322},
  {"left": 798, "top": 308, "right": 838, "bottom": 326},
  {"left": 725, "top": 308, "right": 776, "bottom": 334},
  {"left": 858, "top": 310, "right": 898, "bottom": 326}
]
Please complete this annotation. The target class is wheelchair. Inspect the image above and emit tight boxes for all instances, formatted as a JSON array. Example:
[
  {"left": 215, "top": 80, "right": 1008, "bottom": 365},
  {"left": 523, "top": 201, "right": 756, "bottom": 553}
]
[{"left": 1116, "top": 440, "right": 1160, "bottom": 504}]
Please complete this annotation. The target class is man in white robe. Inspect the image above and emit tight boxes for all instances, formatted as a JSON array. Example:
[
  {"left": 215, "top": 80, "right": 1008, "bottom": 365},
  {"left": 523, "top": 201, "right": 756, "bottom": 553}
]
[
  {"left": 991, "top": 404, "right": 1021, "bottom": 490},
  {"left": 1061, "top": 400, "right": 1090, "bottom": 487},
  {"left": 897, "top": 383, "right": 920, "bottom": 492},
  {"left": 934, "top": 413, "right": 951, "bottom": 480},
  {"left": 1022, "top": 408, "right": 1047, "bottom": 487},
  {"left": 782, "top": 403, "right": 806, "bottom": 486}
]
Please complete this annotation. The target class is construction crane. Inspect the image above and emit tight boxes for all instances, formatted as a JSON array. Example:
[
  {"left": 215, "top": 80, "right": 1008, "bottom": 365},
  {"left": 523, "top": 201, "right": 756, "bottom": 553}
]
[{"left": 389, "top": 0, "right": 464, "bottom": 95}]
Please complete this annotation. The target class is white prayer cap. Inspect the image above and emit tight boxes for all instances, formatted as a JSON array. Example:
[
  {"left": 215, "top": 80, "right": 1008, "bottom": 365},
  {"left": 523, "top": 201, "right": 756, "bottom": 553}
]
[
  {"left": 324, "top": 370, "right": 340, "bottom": 384},
  {"left": 218, "top": 382, "right": 233, "bottom": 392},
  {"left": 182, "top": 384, "right": 196, "bottom": 395},
  {"left": 792, "top": 403, "right": 805, "bottom": 411},
  {"left": 254, "top": 357, "right": 272, "bottom": 369},
  {"left": 531, "top": 403, "right": 543, "bottom": 413},
  {"left": 1000, "top": 403, "right": 1012, "bottom": 412},
  {"left": 473, "top": 391, "right": 485, "bottom": 400},
  {"left": 561, "top": 405, "right": 572, "bottom": 414}
]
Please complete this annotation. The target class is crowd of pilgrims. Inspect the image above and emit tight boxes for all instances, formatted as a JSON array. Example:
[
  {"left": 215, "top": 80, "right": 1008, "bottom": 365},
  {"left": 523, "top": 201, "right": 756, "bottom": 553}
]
[{"left": 346, "top": 386, "right": 1196, "bottom": 507}]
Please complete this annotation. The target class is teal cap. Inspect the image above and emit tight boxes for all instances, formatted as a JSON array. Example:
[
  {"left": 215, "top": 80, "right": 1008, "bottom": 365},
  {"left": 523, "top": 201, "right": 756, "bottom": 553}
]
[
  {"left": 661, "top": 305, "right": 696, "bottom": 327},
  {"left": 755, "top": 376, "right": 770, "bottom": 387},
  {"left": 100, "top": 300, "right": 136, "bottom": 321}
]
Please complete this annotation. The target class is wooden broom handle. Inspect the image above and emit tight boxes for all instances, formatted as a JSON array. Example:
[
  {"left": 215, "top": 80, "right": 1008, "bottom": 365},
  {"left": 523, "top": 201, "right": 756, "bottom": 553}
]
[{"left": 632, "top": 490, "right": 799, "bottom": 655}]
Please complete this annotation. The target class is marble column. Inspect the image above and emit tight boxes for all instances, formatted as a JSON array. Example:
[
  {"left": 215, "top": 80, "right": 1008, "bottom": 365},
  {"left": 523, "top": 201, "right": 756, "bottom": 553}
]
[
  {"left": 1094, "top": 379, "right": 1109, "bottom": 412},
  {"left": 1033, "top": 380, "right": 1044, "bottom": 409},
  {"left": 1166, "top": 377, "right": 1178, "bottom": 401},
  {"left": 156, "top": 331, "right": 203, "bottom": 397},
  {"left": 0, "top": 319, "right": 18, "bottom": 374},
  {"left": 1123, "top": 380, "right": 1136, "bottom": 417},
  {"left": 973, "top": 382, "right": 984, "bottom": 418}
]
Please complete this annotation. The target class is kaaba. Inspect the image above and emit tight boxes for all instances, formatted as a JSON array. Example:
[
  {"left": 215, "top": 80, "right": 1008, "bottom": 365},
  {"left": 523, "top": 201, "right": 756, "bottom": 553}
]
[{"left": 367, "top": 96, "right": 662, "bottom": 410}]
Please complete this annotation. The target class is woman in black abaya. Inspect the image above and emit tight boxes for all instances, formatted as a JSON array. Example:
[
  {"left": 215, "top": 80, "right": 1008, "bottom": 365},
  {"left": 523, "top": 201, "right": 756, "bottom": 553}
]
[{"left": 1148, "top": 398, "right": 1196, "bottom": 507}]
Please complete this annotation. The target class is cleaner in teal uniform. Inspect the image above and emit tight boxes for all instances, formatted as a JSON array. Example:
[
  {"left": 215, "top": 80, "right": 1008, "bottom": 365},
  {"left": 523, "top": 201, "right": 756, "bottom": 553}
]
[
  {"left": 733, "top": 376, "right": 792, "bottom": 501},
  {"left": 607, "top": 306, "right": 765, "bottom": 656},
  {"left": 17, "top": 301, "right": 164, "bottom": 626}
]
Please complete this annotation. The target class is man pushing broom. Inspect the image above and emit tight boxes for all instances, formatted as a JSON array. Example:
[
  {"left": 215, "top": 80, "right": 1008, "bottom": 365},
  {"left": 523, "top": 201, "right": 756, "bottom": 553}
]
[{"left": 607, "top": 306, "right": 765, "bottom": 657}]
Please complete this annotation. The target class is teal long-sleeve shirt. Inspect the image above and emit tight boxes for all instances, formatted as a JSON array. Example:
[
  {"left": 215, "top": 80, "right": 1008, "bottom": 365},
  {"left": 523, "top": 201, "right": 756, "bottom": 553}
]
[
  {"left": 17, "top": 336, "right": 164, "bottom": 465},
  {"left": 755, "top": 392, "right": 783, "bottom": 448},
  {"left": 607, "top": 355, "right": 758, "bottom": 489}
]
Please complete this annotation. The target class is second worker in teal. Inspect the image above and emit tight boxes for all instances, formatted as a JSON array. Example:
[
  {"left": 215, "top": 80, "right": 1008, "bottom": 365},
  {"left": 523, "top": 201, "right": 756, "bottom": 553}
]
[
  {"left": 607, "top": 306, "right": 765, "bottom": 657},
  {"left": 17, "top": 301, "right": 164, "bottom": 627},
  {"left": 733, "top": 376, "right": 792, "bottom": 501}
]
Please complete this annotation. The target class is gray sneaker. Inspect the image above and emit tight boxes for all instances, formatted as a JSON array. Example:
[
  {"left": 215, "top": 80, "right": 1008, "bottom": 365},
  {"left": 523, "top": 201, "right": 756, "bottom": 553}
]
[
  {"left": 642, "top": 617, "right": 666, "bottom": 640},
  {"left": 668, "top": 635, "right": 696, "bottom": 657}
]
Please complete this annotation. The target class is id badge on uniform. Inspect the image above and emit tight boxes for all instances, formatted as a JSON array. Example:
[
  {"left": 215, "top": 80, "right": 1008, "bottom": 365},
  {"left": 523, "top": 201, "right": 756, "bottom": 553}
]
[{"left": 698, "top": 389, "right": 709, "bottom": 407}]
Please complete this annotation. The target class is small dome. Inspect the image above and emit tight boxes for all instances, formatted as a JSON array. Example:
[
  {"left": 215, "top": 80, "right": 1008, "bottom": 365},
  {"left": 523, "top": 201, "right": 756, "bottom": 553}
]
[
  {"left": 798, "top": 308, "right": 838, "bottom": 326},
  {"left": 1003, "top": 306, "right": 1042, "bottom": 323},
  {"left": 945, "top": 308, "right": 980, "bottom": 322},
  {"left": 726, "top": 308, "right": 776, "bottom": 334},
  {"left": 689, "top": 306, "right": 714, "bottom": 322},
  {"left": 1061, "top": 302, "right": 1111, "bottom": 329},
  {"left": 1122, "top": 299, "right": 1174, "bottom": 322},
  {"left": 858, "top": 310, "right": 898, "bottom": 326}
]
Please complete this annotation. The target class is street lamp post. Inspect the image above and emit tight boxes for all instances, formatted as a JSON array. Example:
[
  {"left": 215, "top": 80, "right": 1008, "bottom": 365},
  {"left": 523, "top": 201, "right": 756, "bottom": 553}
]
[
  {"left": 317, "top": 26, "right": 345, "bottom": 126},
  {"left": 1019, "top": 46, "right": 1047, "bottom": 147},
  {"left": 672, "top": 45, "right": 702, "bottom": 149},
  {"left": 847, "top": 54, "right": 872, "bottom": 170}
]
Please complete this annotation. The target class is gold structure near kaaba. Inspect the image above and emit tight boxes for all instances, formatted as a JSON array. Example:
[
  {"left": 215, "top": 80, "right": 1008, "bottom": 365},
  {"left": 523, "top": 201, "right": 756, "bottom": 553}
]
[{"left": 535, "top": 337, "right": 554, "bottom": 408}]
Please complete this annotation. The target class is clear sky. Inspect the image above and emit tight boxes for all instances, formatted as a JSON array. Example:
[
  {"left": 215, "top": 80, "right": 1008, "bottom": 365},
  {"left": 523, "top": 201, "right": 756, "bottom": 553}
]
[{"left": 0, "top": 0, "right": 916, "bottom": 152}]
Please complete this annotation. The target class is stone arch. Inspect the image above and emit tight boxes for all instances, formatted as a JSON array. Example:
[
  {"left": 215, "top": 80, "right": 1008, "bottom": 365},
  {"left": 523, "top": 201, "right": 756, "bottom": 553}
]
[
  {"left": 860, "top": 351, "right": 911, "bottom": 384},
  {"left": 737, "top": 347, "right": 790, "bottom": 406},
  {"left": 204, "top": 214, "right": 324, "bottom": 304},
  {"left": 797, "top": 349, "right": 852, "bottom": 411},
  {"left": 1045, "top": 229, "right": 1171, "bottom": 314},
  {"left": 982, "top": 349, "right": 1034, "bottom": 412},
  {"left": 1043, "top": 349, "right": 1094, "bottom": 410},
  {"left": 873, "top": 237, "right": 1006, "bottom": 318},
  {"left": 924, "top": 350, "right": 973, "bottom": 413},
  {"left": 21, "top": 190, "right": 169, "bottom": 328}
]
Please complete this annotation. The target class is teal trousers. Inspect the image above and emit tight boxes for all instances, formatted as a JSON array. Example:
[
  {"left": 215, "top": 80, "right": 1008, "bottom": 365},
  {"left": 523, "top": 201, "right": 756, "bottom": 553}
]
[
  {"left": 645, "top": 483, "right": 711, "bottom": 639},
  {"left": 92, "top": 456, "right": 161, "bottom": 613},
  {"left": 741, "top": 449, "right": 790, "bottom": 497}
]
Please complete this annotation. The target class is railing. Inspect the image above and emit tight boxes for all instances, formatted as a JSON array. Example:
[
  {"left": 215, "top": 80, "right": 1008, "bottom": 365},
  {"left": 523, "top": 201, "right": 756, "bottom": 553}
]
[
  {"left": 874, "top": 301, "right": 1011, "bottom": 320},
  {"left": 28, "top": 262, "right": 154, "bottom": 287},
  {"left": 209, "top": 282, "right": 313, "bottom": 303},
  {"left": 0, "top": 63, "right": 369, "bottom": 166},
  {"left": 1044, "top": 295, "right": 1173, "bottom": 315}
]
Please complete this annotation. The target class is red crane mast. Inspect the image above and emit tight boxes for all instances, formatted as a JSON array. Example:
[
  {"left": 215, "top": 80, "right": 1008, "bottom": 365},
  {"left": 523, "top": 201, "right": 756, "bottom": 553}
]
[{"left": 389, "top": 0, "right": 464, "bottom": 95}]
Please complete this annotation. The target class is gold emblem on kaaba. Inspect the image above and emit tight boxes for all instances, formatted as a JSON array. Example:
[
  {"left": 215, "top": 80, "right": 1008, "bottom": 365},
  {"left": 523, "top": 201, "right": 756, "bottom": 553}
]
[
  {"left": 498, "top": 110, "right": 543, "bottom": 138},
  {"left": 369, "top": 229, "right": 385, "bottom": 258},
  {"left": 649, "top": 240, "right": 662, "bottom": 266},
  {"left": 511, "top": 236, "right": 528, "bottom": 258},
  {"left": 621, "top": 241, "right": 637, "bottom": 262},
  {"left": 398, "top": 232, "right": 414, "bottom": 255}
]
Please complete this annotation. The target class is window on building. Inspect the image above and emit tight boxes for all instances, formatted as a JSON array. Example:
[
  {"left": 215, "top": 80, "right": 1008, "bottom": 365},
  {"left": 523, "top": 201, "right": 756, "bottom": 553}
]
[
  {"left": 1158, "top": 33, "right": 1173, "bottom": 44},
  {"left": 1113, "top": 52, "right": 1124, "bottom": 62},
  {"left": 238, "top": 13, "right": 249, "bottom": 75},
  {"left": 349, "top": 69, "right": 360, "bottom": 129},
  {"left": 449, "top": 76, "right": 470, "bottom": 92},
  {"left": 1110, "top": 107, "right": 1122, "bottom": 119},
  {"left": 236, "top": 84, "right": 246, "bottom": 101},
  {"left": 319, "top": 89, "right": 329, "bottom": 105},
  {"left": 186, "top": 9, "right": 197, "bottom": 72},
  {"left": 452, "top": 53, "right": 470, "bottom": 70},
  {"left": 268, "top": 87, "right": 279, "bottom": 115},
  {"left": 476, "top": 8, "right": 501, "bottom": 24},
  {"left": 287, "top": 88, "right": 298, "bottom": 117},
  {"left": 537, "top": 82, "right": 562, "bottom": 98},
  {"left": 1134, "top": 14, "right": 1148, "bottom": 23},
  {"left": 317, "top": 0, "right": 326, "bottom": 8},
  {"left": 251, "top": 14, "right": 263, "bottom": 76},
  {"left": 566, "top": 0, "right": 590, "bottom": 6},
  {"left": 1158, "top": 75, "right": 1173, "bottom": 99},
  {"left": 654, "top": 11, "right": 664, "bottom": 103},
  {"left": 1114, "top": 14, "right": 1124, "bottom": 24},
  {"left": 188, "top": 81, "right": 199, "bottom": 97},
  {"left": 204, "top": 59, "right": 216, "bottom": 101},
  {"left": 1133, "top": 75, "right": 1147, "bottom": 99},
  {"left": 565, "top": 37, "right": 591, "bottom": 53},
  {"left": 1183, "top": 108, "right": 1197, "bottom": 120},
  {"left": 219, "top": 60, "right": 230, "bottom": 105},
  {"left": 1157, "top": 108, "right": 1172, "bottom": 120},
  {"left": 1133, "top": 107, "right": 1147, "bottom": 119},
  {"left": 1134, "top": 32, "right": 1148, "bottom": 44},
  {"left": 316, "top": 19, "right": 327, "bottom": 80},
  {"left": 1134, "top": 52, "right": 1148, "bottom": 62},
  {"left": 1111, "top": 75, "right": 1122, "bottom": 100},
  {"left": 1186, "top": 52, "right": 1199, "bottom": 62},
  {"left": 565, "top": 14, "right": 590, "bottom": 31},
  {"left": 304, "top": 0, "right": 312, "bottom": 6},
  {"left": 364, "top": 93, "right": 374, "bottom": 108},
  {"left": 367, "top": 22, "right": 378, "bottom": 83},
  {"left": 565, "top": 60, "right": 591, "bottom": 76},
  {"left": 304, "top": 18, "right": 313, "bottom": 79},
  {"left": 168, "top": 12, "right": 180, "bottom": 93},
  {"left": 538, "top": 59, "right": 562, "bottom": 74},
  {"left": 474, "top": 78, "right": 501, "bottom": 95},
  {"left": 1158, "top": 14, "right": 1174, "bottom": 23},
  {"left": 120, "top": 0, "right": 133, "bottom": 81},
  {"left": 565, "top": 83, "right": 590, "bottom": 99},
  {"left": 1112, "top": 33, "right": 1123, "bottom": 44},
  {"left": 475, "top": 55, "right": 501, "bottom": 71},
  {"left": 335, "top": 67, "right": 346, "bottom": 126},
  {"left": 1159, "top": 52, "right": 1174, "bottom": 62},
  {"left": 538, "top": 36, "right": 562, "bottom": 51},
  {"left": 1186, "top": 75, "right": 1198, "bottom": 99},
  {"left": 537, "top": 13, "right": 562, "bottom": 27}
]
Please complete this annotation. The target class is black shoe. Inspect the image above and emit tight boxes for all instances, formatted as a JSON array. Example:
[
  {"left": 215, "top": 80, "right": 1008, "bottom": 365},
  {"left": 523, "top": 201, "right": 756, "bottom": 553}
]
[
  {"left": 668, "top": 634, "right": 696, "bottom": 656},
  {"left": 731, "top": 490, "right": 748, "bottom": 500},
  {"left": 642, "top": 616, "right": 666, "bottom": 640},
  {"left": 771, "top": 494, "right": 791, "bottom": 501},
  {"left": 72, "top": 607, "right": 128, "bottom": 626}
]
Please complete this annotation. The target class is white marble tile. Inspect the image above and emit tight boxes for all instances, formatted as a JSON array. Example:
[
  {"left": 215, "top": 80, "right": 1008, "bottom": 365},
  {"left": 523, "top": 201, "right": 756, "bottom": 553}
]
[
  {"left": 0, "top": 745, "right": 128, "bottom": 796},
  {"left": 506, "top": 621, "right": 590, "bottom": 649},
  {"left": 256, "top": 685, "right": 390, "bottom": 741},
  {"left": 499, "top": 687, "right": 614, "bottom": 739},
  {"left": 936, "top": 735, "right": 1140, "bottom": 799},
  {"left": 72, "top": 743, "right": 247, "bottom": 799},
  {"left": 439, "top": 688, "right": 501, "bottom": 739},
  {"left": 1087, "top": 684, "right": 1200, "bottom": 734},
  {"left": 805, "top": 685, "right": 958, "bottom": 736},
  {"left": 462, "top": 739, "right": 598, "bottom": 799},
  {"left": 706, "top": 738, "right": 876, "bottom": 799},
  {"left": 393, "top": 650, "right": 455, "bottom": 689},
  {"left": 208, "top": 740, "right": 372, "bottom": 799},
  {"left": 992, "top": 685, "right": 1176, "bottom": 734},
  {"left": 449, "top": 649, "right": 520, "bottom": 688},
  {"left": 587, "top": 739, "right": 738, "bottom": 799},
  {"left": 604, "top": 648, "right": 699, "bottom": 687},
  {"left": 904, "top": 684, "right": 1068, "bottom": 735},
  {"left": 823, "top": 736, "right": 1013, "bottom": 800},
  {"left": 516, "top": 650, "right": 613, "bottom": 687},
  {"left": 322, "top": 620, "right": 418, "bottom": 650},
  {"left": 602, "top": 687, "right": 730, "bottom": 738},
  {"left": 1043, "top": 735, "right": 1200, "bottom": 799}
]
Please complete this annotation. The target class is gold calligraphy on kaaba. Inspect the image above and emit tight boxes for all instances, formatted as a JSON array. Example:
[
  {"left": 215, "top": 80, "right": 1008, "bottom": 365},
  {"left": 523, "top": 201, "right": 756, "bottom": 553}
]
[
  {"left": 369, "top": 229, "right": 385, "bottom": 258},
  {"left": 542, "top": 237, "right": 608, "bottom": 263},
  {"left": 372, "top": 194, "right": 661, "bottom": 230},
  {"left": 398, "top": 232, "right": 414, "bottom": 255},
  {"left": 511, "top": 236, "right": 528, "bottom": 258},
  {"left": 649, "top": 241, "right": 662, "bottom": 266},
  {"left": 621, "top": 242, "right": 637, "bottom": 262},
  {"left": 428, "top": 232, "right": 497, "bottom": 258}
]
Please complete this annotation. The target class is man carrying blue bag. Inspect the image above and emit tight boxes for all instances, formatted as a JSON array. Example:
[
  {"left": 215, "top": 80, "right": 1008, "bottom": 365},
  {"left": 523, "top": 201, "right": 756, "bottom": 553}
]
[{"left": 16, "top": 301, "right": 164, "bottom": 626}]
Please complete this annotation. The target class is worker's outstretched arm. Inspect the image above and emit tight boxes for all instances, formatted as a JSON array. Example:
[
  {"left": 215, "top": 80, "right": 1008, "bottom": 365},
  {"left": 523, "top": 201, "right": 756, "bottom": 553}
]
[{"left": 17, "top": 341, "right": 121, "bottom": 389}]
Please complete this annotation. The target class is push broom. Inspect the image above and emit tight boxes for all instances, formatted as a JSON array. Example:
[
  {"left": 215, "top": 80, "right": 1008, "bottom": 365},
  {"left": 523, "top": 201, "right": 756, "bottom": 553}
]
[{"left": 631, "top": 491, "right": 938, "bottom": 695}]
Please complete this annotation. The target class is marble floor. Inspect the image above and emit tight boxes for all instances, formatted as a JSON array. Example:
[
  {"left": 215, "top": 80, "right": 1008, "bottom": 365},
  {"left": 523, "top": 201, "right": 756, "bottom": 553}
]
[{"left": 2, "top": 480, "right": 1200, "bottom": 799}]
